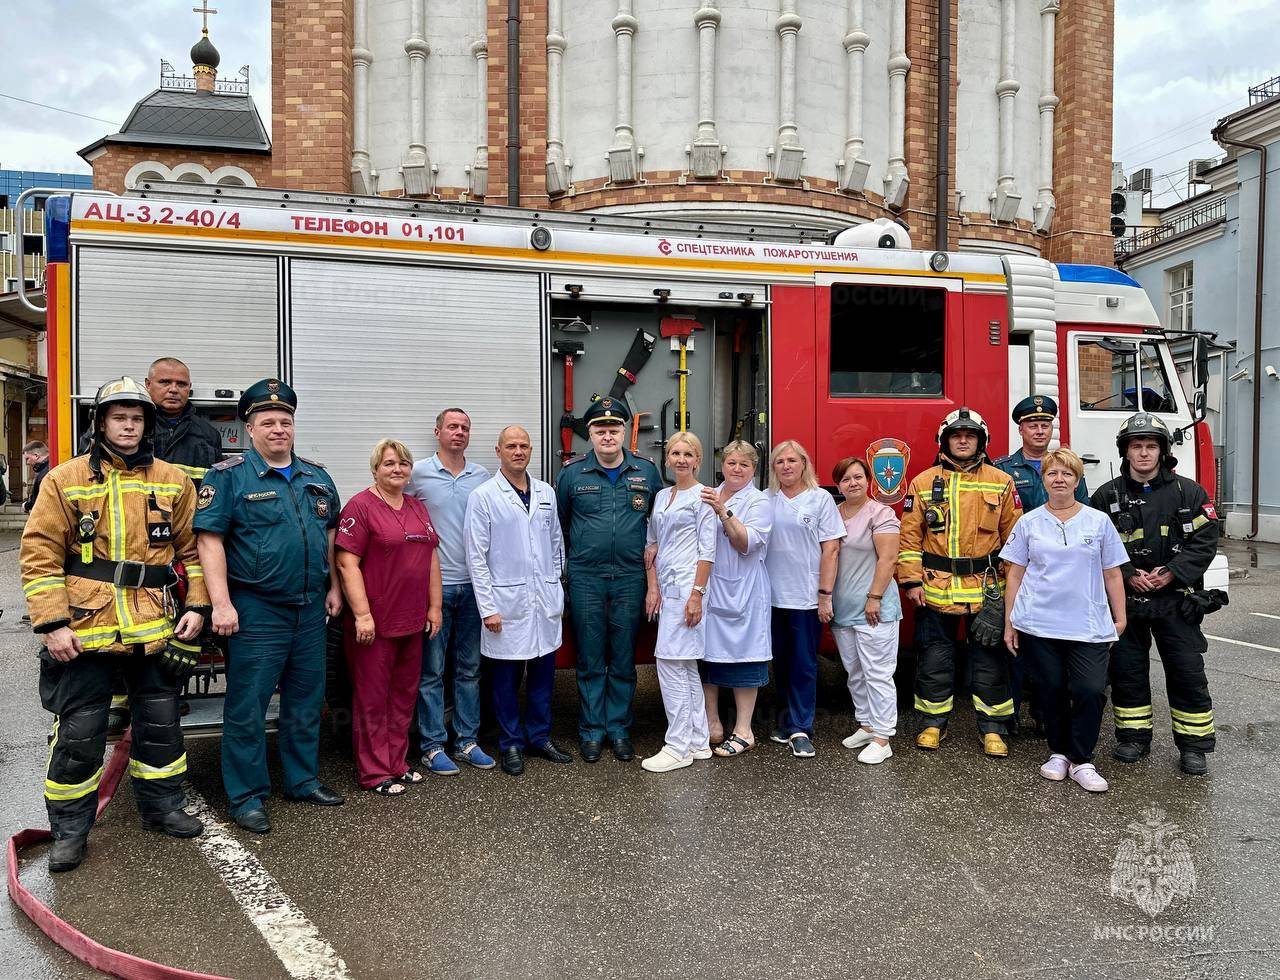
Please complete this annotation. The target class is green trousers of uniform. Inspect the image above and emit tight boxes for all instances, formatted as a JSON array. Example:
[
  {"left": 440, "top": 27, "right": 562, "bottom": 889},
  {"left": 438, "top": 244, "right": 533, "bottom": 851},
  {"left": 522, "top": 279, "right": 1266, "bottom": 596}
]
[{"left": 568, "top": 572, "right": 645, "bottom": 742}]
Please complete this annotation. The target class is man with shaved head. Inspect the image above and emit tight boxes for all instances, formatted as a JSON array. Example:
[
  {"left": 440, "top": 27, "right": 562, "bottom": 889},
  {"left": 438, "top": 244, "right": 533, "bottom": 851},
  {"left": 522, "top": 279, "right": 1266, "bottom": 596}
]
[
  {"left": 145, "top": 357, "right": 223, "bottom": 486},
  {"left": 463, "top": 425, "right": 572, "bottom": 775}
]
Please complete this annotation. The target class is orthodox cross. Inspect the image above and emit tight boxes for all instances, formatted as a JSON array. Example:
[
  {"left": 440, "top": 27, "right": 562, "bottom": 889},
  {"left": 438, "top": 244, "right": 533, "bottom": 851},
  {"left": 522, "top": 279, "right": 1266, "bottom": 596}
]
[{"left": 193, "top": 1, "right": 218, "bottom": 34}]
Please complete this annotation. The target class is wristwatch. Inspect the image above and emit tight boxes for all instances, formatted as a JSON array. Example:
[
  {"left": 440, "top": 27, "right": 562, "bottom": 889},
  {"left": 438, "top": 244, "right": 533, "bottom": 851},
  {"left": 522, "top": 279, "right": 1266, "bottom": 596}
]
[
  {"left": 817, "top": 589, "right": 833, "bottom": 597},
  {"left": 692, "top": 584, "right": 708, "bottom": 596},
  {"left": 720, "top": 509, "right": 734, "bottom": 522}
]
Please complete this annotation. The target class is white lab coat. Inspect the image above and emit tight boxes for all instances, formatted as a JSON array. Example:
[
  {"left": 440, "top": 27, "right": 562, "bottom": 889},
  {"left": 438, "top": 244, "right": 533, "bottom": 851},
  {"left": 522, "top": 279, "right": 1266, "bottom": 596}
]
[
  {"left": 704, "top": 483, "right": 773, "bottom": 663},
  {"left": 464, "top": 472, "right": 565, "bottom": 661},
  {"left": 646, "top": 485, "right": 717, "bottom": 661}
]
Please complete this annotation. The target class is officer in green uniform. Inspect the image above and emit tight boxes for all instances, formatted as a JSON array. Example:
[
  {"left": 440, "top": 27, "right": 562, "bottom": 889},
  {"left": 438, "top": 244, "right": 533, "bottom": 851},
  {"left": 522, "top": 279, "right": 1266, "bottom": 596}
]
[
  {"left": 194, "top": 379, "right": 345, "bottom": 834},
  {"left": 556, "top": 397, "right": 663, "bottom": 763},
  {"left": 995, "top": 395, "right": 1089, "bottom": 512},
  {"left": 995, "top": 394, "right": 1089, "bottom": 736}
]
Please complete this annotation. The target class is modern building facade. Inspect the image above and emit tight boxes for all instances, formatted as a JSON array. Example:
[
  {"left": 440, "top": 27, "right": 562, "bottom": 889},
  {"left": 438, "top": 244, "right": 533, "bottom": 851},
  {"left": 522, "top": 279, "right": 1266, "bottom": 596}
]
[
  {"left": 1118, "top": 77, "right": 1280, "bottom": 542},
  {"left": 84, "top": 0, "right": 1118, "bottom": 264}
]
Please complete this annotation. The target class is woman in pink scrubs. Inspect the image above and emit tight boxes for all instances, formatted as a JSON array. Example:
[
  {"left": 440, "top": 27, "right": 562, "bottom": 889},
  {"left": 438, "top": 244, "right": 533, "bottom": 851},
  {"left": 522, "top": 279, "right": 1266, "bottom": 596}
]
[{"left": 336, "top": 439, "right": 442, "bottom": 795}]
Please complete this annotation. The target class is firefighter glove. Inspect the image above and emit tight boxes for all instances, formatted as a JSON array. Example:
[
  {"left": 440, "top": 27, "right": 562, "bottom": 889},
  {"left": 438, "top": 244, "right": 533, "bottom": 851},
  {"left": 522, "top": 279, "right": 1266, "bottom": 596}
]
[
  {"left": 159, "top": 641, "right": 199, "bottom": 685},
  {"left": 1178, "top": 588, "right": 1228, "bottom": 626},
  {"left": 969, "top": 571, "right": 1006, "bottom": 647}
]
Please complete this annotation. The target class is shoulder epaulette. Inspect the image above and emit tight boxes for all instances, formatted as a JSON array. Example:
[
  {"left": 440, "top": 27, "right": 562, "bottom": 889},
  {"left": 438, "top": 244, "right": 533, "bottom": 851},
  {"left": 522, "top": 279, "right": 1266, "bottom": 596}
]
[
  {"left": 297, "top": 455, "right": 327, "bottom": 468},
  {"left": 994, "top": 454, "right": 1015, "bottom": 466},
  {"left": 561, "top": 454, "right": 586, "bottom": 466},
  {"left": 633, "top": 453, "right": 657, "bottom": 465},
  {"left": 211, "top": 455, "right": 246, "bottom": 471}
]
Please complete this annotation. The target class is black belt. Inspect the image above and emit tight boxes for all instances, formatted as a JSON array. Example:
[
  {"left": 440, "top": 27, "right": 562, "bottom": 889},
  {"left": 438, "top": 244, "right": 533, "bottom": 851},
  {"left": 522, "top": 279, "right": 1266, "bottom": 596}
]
[
  {"left": 66, "top": 556, "right": 176, "bottom": 589},
  {"left": 922, "top": 552, "right": 1001, "bottom": 576}
]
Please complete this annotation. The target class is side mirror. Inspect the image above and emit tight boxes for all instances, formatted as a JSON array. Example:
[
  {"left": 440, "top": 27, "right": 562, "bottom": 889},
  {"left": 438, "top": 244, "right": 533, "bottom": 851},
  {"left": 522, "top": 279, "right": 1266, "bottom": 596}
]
[{"left": 1193, "top": 335, "right": 1210, "bottom": 391}]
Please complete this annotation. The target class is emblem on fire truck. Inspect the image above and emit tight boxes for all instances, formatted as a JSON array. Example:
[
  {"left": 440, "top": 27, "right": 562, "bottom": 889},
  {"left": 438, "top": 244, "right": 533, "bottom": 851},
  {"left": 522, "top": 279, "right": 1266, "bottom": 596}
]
[{"left": 866, "top": 438, "right": 910, "bottom": 505}]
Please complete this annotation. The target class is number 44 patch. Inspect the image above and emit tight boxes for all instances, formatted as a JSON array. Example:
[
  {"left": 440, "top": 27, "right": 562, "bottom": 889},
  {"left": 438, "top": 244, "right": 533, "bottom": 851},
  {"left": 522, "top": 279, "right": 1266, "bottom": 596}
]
[{"left": 148, "top": 521, "right": 173, "bottom": 542}]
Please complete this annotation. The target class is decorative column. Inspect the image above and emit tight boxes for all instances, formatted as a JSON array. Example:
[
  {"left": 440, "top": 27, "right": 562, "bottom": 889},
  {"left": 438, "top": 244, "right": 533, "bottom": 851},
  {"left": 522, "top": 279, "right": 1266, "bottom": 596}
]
[
  {"left": 402, "top": 0, "right": 433, "bottom": 196},
  {"left": 607, "top": 0, "right": 640, "bottom": 184},
  {"left": 884, "top": 0, "right": 909, "bottom": 207},
  {"left": 546, "top": 0, "right": 569, "bottom": 194},
  {"left": 838, "top": 0, "right": 871, "bottom": 193},
  {"left": 772, "top": 0, "right": 804, "bottom": 182},
  {"left": 350, "top": 0, "right": 374, "bottom": 194},
  {"left": 1033, "top": 0, "right": 1059, "bottom": 233},
  {"left": 992, "top": 0, "right": 1022, "bottom": 221},
  {"left": 470, "top": 39, "right": 489, "bottom": 198},
  {"left": 688, "top": 3, "right": 723, "bottom": 178}
]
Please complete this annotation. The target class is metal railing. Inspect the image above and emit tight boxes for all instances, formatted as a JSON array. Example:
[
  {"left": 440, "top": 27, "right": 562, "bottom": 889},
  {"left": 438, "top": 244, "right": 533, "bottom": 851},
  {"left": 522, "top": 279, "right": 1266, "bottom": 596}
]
[
  {"left": 1115, "top": 197, "right": 1226, "bottom": 259},
  {"left": 1249, "top": 74, "right": 1280, "bottom": 105},
  {"left": 159, "top": 69, "right": 249, "bottom": 96}
]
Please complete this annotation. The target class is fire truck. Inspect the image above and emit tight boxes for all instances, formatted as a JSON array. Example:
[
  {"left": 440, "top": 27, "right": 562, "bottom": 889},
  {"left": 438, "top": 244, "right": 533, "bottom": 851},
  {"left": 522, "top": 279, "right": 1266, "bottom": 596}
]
[{"left": 16, "top": 182, "right": 1227, "bottom": 732}]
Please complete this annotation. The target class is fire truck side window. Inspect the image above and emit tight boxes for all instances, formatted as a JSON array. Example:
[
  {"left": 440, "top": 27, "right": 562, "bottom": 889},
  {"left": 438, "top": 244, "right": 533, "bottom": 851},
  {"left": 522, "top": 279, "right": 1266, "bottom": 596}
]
[
  {"left": 1078, "top": 339, "right": 1177, "bottom": 413},
  {"left": 828, "top": 283, "right": 946, "bottom": 397}
]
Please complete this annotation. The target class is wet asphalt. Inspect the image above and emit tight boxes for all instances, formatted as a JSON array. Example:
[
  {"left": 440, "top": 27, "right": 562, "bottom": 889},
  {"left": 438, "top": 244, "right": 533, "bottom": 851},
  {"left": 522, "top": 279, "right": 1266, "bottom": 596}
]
[{"left": 1, "top": 533, "right": 1278, "bottom": 980}]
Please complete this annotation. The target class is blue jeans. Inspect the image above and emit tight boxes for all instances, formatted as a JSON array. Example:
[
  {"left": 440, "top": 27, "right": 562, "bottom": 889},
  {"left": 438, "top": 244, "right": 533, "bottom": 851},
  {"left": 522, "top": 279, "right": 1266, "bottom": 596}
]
[
  {"left": 222, "top": 591, "right": 327, "bottom": 817},
  {"left": 771, "top": 607, "right": 821, "bottom": 737},
  {"left": 417, "top": 582, "right": 483, "bottom": 751}
]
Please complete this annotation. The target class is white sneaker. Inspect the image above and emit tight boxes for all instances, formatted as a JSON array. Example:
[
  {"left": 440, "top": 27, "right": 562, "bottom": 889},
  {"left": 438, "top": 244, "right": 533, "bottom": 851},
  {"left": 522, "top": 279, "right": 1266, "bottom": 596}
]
[
  {"left": 641, "top": 746, "right": 694, "bottom": 773},
  {"left": 1069, "top": 762, "right": 1109, "bottom": 793},
  {"left": 857, "top": 741, "right": 893, "bottom": 765},
  {"left": 1040, "top": 754, "right": 1070, "bottom": 781},
  {"left": 841, "top": 729, "right": 875, "bottom": 750},
  {"left": 691, "top": 747, "right": 713, "bottom": 760}
]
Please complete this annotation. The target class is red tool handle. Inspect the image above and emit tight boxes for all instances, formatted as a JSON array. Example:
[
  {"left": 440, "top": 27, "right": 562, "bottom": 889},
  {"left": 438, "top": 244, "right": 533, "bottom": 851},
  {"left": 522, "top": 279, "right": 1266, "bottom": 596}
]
[{"left": 561, "top": 356, "right": 575, "bottom": 458}]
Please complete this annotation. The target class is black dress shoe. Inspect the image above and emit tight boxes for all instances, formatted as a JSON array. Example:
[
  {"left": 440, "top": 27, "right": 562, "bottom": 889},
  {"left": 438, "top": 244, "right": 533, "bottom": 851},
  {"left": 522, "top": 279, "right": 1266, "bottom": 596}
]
[
  {"left": 580, "top": 740, "right": 603, "bottom": 763},
  {"left": 501, "top": 747, "right": 524, "bottom": 776},
  {"left": 143, "top": 809, "right": 204, "bottom": 839},
  {"left": 1113, "top": 742, "right": 1151, "bottom": 764},
  {"left": 611, "top": 737, "right": 635, "bottom": 762},
  {"left": 234, "top": 808, "right": 271, "bottom": 834},
  {"left": 48, "top": 836, "right": 88, "bottom": 873},
  {"left": 287, "top": 785, "right": 345, "bottom": 806},
  {"left": 1180, "top": 750, "right": 1208, "bottom": 776},
  {"left": 529, "top": 740, "right": 573, "bottom": 764}
]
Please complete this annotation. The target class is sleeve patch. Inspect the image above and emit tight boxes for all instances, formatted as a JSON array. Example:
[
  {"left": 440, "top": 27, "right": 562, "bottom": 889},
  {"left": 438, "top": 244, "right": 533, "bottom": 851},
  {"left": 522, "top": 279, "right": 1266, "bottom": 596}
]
[
  {"left": 1202, "top": 503, "right": 1217, "bottom": 521},
  {"left": 902, "top": 495, "right": 914, "bottom": 512},
  {"left": 196, "top": 484, "right": 216, "bottom": 510}
]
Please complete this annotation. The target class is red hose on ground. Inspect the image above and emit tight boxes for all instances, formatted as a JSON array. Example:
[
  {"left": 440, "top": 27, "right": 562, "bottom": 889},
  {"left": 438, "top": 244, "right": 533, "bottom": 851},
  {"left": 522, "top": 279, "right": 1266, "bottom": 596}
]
[{"left": 6, "top": 731, "right": 233, "bottom": 980}]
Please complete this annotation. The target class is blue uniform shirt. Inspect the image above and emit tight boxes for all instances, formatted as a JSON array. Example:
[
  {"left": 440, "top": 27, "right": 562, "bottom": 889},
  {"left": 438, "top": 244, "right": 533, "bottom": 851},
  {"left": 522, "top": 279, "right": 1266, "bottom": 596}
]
[
  {"left": 994, "top": 448, "right": 1089, "bottom": 511},
  {"left": 193, "top": 446, "right": 340, "bottom": 605},
  {"left": 556, "top": 450, "right": 663, "bottom": 577},
  {"left": 406, "top": 453, "right": 489, "bottom": 586}
]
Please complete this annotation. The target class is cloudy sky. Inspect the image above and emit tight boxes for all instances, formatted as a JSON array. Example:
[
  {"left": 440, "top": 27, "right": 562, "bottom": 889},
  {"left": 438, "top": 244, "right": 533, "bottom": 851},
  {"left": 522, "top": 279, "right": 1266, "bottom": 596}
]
[{"left": 1, "top": 0, "right": 1277, "bottom": 208}]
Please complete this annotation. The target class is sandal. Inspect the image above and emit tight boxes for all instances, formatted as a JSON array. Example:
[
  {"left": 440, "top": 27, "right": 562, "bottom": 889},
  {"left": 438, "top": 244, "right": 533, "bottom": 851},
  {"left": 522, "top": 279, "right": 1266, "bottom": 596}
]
[
  {"left": 713, "top": 734, "right": 755, "bottom": 757},
  {"left": 368, "top": 779, "right": 406, "bottom": 796},
  {"left": 398, "top": 769, "right": 425, "bottom": 784},
  {"left": 708, "top": 730, "right": 727, "bottom": 747}
]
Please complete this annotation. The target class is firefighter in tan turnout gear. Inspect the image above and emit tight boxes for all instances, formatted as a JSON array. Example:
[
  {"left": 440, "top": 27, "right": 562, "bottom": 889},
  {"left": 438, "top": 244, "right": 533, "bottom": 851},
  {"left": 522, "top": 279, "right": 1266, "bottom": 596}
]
[
  {"left": 20, "top": 378, "right": 210, "bottom": 873},
  {"left": 897, "top": 408, "right": 1022, "bottom": 757}
]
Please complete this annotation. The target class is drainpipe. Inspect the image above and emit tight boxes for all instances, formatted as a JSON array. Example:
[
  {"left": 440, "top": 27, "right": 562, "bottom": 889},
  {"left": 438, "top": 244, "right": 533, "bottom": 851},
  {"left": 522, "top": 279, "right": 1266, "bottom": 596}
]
[
  {"left": 507, "top": 0, "right": 521, "bottom": 206},
  {"left": 1213, "top": 125, "right": 1267, "bottom": 538},
  {"left": 935, "top": 0, "right": 950, "bottom": 250}
]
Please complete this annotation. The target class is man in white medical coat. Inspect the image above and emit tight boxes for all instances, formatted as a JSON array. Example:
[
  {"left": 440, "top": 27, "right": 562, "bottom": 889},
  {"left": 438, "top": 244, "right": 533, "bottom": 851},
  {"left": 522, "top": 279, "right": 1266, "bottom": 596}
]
[{"left": 465, "top": 426, "right": 573, "bottom": 776}]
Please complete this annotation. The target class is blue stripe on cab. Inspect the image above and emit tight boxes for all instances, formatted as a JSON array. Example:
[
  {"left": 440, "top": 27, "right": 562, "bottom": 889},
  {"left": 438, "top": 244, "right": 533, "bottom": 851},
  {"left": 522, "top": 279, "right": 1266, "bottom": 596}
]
[{"left": 1055, "top": 263, "right": 1141, "bottom": 288}]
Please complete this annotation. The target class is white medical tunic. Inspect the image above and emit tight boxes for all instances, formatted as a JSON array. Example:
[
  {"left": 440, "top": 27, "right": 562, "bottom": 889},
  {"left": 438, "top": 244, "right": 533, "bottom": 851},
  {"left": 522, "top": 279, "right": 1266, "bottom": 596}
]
[
  {"left": 646, "top": 484, "right": 718, "bottom": 661},
  {"left": 1000, "top": 505, "right": 1128, "bottom": 644},
  {"left": 704, "top": 484, "right": 773, "bottom": 664},
  {"left": 464, "top": 473, "right": 565, "bottom": 661},
  {"left": 765, "top": 487, "right": 846, "bottom": 610}
]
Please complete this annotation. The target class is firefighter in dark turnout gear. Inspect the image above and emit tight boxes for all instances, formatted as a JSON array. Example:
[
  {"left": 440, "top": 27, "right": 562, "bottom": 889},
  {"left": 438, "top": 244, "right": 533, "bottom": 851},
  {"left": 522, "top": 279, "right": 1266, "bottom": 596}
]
[
  {"left": 1090, "top": 413, "right": 1221, "bottom": 776},
  {"left": 898, "top": 408, "right": 1022, "bottom": 758},
  {"left": 21, "top": 378, "right": 209, "bottom": 873}
]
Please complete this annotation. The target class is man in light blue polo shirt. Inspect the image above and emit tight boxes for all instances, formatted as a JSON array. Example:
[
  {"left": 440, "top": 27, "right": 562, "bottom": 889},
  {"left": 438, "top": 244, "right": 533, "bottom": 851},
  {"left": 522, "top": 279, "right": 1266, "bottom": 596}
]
[{"left": 408, "top": 408, "right": 494, "bottom": 774}]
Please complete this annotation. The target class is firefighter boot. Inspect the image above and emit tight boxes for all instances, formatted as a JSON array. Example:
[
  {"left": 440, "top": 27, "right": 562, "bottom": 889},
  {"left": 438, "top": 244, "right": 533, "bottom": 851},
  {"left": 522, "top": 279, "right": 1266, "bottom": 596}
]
[
  {"left": 1180, "top": 750, "right": 1208, "bottom": 776},
  {"left": 48, "top": 836, "right": 88, "bottom": 873},
  {"left": 982, "top": 733, "right": 1009, "bottom": 758},
  {"left": 1113, "top": 742, "right": 1150, "bottom": 764},
  {"left": 916, "top": 727, "right": 946, "bottom": 750},
  {"left": 142, "top": 809, "right": 204, "bottom": 838}
]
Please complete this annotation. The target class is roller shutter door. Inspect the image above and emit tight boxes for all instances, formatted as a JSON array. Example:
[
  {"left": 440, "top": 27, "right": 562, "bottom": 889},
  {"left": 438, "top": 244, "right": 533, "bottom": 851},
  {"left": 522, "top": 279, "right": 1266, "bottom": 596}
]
[{"left": 289, "top": 260, "right": 543, "bottom": 499}]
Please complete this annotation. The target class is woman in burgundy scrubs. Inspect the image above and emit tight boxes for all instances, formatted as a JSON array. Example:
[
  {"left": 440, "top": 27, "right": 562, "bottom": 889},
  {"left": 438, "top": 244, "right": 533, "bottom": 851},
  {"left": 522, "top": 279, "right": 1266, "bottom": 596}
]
[{"left": 336, "top": 439, "right": 443, "bottom": 795}]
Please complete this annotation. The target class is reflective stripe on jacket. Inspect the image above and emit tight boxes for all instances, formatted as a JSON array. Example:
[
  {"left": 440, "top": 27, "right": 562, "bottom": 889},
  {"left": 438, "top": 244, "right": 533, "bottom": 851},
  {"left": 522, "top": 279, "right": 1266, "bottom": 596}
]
[{"left": 20, "top": 449, "right": 210, "bottom": 653}]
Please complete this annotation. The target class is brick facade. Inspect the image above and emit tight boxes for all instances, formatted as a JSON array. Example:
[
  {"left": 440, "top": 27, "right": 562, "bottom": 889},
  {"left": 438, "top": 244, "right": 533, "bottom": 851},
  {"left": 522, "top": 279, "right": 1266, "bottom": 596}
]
[{"left": 89, "top": 146, "right": 272, "bottom": 195}]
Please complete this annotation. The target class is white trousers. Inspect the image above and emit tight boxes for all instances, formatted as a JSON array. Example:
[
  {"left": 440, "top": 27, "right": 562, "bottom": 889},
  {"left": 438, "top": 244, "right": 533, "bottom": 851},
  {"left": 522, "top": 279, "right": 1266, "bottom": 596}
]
[
  {"left": 655, "top": 658, "right": 710, "bottom": 758},
  {"left": 832, "top": 621, "right": 901, "bottom": 738}
]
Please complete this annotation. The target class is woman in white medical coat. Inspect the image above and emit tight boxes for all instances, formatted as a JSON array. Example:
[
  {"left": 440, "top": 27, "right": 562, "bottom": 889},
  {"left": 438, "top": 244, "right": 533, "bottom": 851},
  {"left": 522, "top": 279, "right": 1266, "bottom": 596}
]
[
  {"left": 642, "top": 432, "right": 717, "bottom": 773},
  {"left": 700, "top": 440, "right": 772, "bottom": 757}
]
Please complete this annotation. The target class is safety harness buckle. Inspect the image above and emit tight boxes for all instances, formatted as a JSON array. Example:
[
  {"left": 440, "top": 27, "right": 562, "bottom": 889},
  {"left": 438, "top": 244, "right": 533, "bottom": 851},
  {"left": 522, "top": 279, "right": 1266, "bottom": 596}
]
[{"left": 112, "top": 560, "right": 148, "bottom": 589}]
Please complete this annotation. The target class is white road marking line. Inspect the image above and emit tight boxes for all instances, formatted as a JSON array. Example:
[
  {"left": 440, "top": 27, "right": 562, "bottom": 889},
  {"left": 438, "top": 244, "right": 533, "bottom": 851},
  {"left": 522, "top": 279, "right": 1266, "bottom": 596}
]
[
  {"left": 1205, "top": 634, "right": 1280, "bottom": 654},
  {"left": 183, "top": 786, "right": 351, "bottom": 980},
  {"left": 1250, "top": 612, "right": 1280, "bottom": 621}
]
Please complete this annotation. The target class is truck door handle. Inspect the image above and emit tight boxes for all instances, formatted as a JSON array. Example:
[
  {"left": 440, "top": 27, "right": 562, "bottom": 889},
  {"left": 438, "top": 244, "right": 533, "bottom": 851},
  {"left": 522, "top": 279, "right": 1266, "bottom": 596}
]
[{"left": 1081, "top": 455, "right": 1100, "bottom": 465}]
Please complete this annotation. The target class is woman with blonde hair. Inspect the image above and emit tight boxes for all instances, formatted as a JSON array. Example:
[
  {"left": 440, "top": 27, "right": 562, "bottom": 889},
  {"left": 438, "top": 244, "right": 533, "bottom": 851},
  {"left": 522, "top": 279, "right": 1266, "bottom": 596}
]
[
  {"left": 642, "top": 431, "right": 718, "bottom": 772},
  {"left": 1002, "top": 447, "right": 1127, "bottom": 793},
  {"left": 336, "top": 439, "right": 443, "bottom": 796},
  {"left": 700, "top": 440, "right": 773, "bottom": 757},
  {"left": 765, "top": 439, "right": 845, "bottom": 758}
]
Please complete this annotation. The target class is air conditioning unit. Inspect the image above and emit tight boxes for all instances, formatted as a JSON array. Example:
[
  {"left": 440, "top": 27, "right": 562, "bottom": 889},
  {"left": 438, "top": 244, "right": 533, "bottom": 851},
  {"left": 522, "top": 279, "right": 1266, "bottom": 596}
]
[
  {"left": 1128, "top": 168, "right": 1152, "bottom": 193},
  {"left": 1187, "top": 158, "right": 1216, "bottom": 186},
  {"left": 1111, "top": 162, "right": 1126, "bottom": 191}
]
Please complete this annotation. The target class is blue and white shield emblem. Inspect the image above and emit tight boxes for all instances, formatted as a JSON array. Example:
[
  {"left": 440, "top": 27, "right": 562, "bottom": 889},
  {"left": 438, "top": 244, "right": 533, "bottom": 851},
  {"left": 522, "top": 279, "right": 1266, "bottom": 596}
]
[{"left": 866, "top": 438, "right": 911, "bottom": 504}]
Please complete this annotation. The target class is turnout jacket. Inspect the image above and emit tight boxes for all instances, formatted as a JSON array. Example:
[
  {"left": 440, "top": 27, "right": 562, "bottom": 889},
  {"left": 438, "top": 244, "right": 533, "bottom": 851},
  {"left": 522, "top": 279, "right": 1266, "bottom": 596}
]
[
  {"left": 897, "top": 456, "right": 1022, "bottom": 614},
  {"left": 20, "top": 448, "right": 209, "bottom": 653},
  {"left": 1089, "top": 463, "right": 1218, "bottom": 602},
  {"left": 151, "top": 404, "right": 223, "bottom": 486}
]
